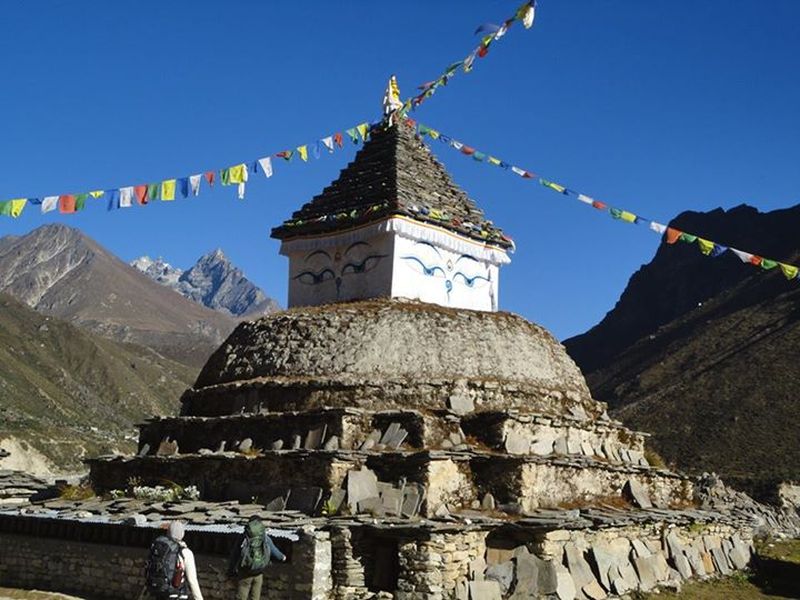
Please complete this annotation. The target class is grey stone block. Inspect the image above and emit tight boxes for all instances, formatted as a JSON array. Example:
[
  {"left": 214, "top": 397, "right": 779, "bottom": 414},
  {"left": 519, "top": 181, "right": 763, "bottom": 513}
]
[
  {"left": 468, "top": 580, "right": 501, "bottom": 600},
  {"left": 623, "top": 479, "right": 652, "bottom": 509},
  {"left": 347, "top": 466, "right": 378, "bottom": 513},
  {"left": 323, "top": 435, "right": 339, "bottom": 451},
  {"left": 304, "top": 425, "right": 327, "bottom": 450},
  {"left": 485, "top": 561, "right": 514, "bottom": 595},
  {"left": 285, "top": 486, "right": 322, "bottom": 514}
]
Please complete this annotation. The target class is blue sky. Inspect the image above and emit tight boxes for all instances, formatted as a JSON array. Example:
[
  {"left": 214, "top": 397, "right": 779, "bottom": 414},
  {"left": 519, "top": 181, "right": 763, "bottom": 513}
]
[{"left": 1, "top": 1, "right": 799, "bottom": 340}]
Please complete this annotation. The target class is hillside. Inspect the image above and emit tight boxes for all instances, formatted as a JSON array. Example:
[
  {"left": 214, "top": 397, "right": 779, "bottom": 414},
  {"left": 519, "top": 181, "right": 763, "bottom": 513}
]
[
  {"left": 131, "top": 249, "right": 280, "bottom": 317},
  {"left": 0, "top": 224, "right": 237, "bottom": 367},
  {"left": 0, "top": 294, "right": 195, "bottom": 472},
  {"left": 564, "top": 204, "right": 800, "bottom": 497}
]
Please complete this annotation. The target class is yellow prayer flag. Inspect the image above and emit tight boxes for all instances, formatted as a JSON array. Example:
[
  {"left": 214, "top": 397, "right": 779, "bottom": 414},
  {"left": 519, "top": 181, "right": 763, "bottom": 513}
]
[
  {"left": 10, "top": 198, "right": 27, "bottom": 217},
  {"left": 697, "top": 238, "right": 715, "bottom": 255},
  {"left": 779, "top": 262, "right": 799, "bottom": 280},
  {"left": 487, "top": 157, "right": 501, "bottom": 166},
  {"left": 228, "top": 164, "right": 246, "bottom": 184},
  {"left": 356, "top": 123, "right": 369, "bottom": 141},
  {"left": 428, "top": 129, "right": 440, "bottom": 140},
  {"left": 161, "top": 179, "right": 176, "bottom": 201},
  {"left": 620, "top": 211, "right": 637, "bottom": 223},
  {"left": 298, "top": 146, "right": 308, "bottom": 162},
  {"left": 89, "top": 190, "right": 104, "bottom": 198}
]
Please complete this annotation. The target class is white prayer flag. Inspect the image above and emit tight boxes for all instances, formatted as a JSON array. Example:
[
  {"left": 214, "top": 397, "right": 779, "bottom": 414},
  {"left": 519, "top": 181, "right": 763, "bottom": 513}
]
[
  {"left": 237, "top": 182, "right": 246, "bottom": 200},
  {"left": 119, "top": 187, "right": 133, "bottom": 208},
  {"left": 649, "top": 221, "right": 667, "bottom": 234},
  {"left": 258, "top": 157, "right": 273, "bottom": 178},
  {"left": 321, "top": 137, "right": 334, "bottom": 153},
  {"left": 41, "top": 196, "right": 59, "bottom": 214},
  {"left": 189, "top": 174, "right": 202, "bottom": 196},
  {"left": 577, "top": 194, "right": 594, "bottom": 205},
  {"left": 731, "top": 248, "right": 754, "bottom": 263}
]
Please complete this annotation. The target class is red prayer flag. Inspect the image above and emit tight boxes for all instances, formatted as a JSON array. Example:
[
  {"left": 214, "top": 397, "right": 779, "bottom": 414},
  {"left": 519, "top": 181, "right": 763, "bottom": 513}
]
[
  {"left": 204, "top": 171, "right": 215, "bottom": 186},
  {"left": 461, "top": 146, "right": 476, "bottom": 155},
  {"left": 133, "top": 185, "right": 148, "bottom": 205},
  {"left": 58, "top": 195, "right": 76, "bottom": 214},
  {"left": 665, "top": 228, "right": 682, "bottom": 244},
  {"left": 591, "top": 200, "right": 607, "bottom": 211},
  {"left": 522, "top": 171, "right": 535, "bottom": 179},
  {"left": 477, "top": 45, "right": 489, "bottom": 58},
  {"left": 750, "top": 255, "right": 763, "bottom": 266},
  {"left": 333, "top": 133, "right": 344, "bottom": 148}
]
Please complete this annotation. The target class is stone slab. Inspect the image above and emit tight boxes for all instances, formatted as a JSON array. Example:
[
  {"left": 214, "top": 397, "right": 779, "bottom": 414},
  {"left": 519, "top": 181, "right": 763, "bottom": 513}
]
[
  {"left": 469, "top": 580, "right": 501, "bottom": 600},
  {"left": 347, "top": 467, "right": 378, "bottom": 513}
]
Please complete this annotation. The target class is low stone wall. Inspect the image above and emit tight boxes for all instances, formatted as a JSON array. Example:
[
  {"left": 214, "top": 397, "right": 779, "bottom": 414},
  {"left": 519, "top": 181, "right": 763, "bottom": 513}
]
[{"left": 0, "top": 529, "right": 331, "bottom": 600}]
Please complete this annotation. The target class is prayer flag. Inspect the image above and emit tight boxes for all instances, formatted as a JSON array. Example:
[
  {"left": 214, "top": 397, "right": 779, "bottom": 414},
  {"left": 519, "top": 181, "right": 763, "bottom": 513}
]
[
  {"left": 227, "top": 164, "right": 247, "bottom": 184},
  {"left": 189, "top": 175, "right": 202, "bottom": 196},
  {"left": 179, "top": 178, "right": 190, "bottom": 199},
  {"left": 428, "top": 129, "right": 440, "bottom": 140},
  {"left": 649, "top": 221, "right": 667, "bottom": 234},
  {"left": 119, "top": 187, "right": 133, "bottom": 208},
  {"left": 451, "top": 140, "right": 464, "bottom": 151},
  {"left": 418, "top": 124, "right": 431, "bottom": 136},
  {"left": 105, "top": 189, "right": 120, "bottom": 211},
  {"left": 697, "top": 238, "right": 715, "bottom": 255},
  {"left": 42, "top": 196, "right": 59, "bottom": 214},
  {"left": 59, "top": 195, "right": 76, "bottom": 213},
  {"left": 473, "top": 152, "right": 486, "bottom": 162},
  {"left": 298, "top": 145, "right": 308, "bottom": 162},
  {"left": 711, "top": 244, "right": 727, "bottom": 257},
  {"left": 134, "top": 185, "right": 148, "bottom": 205},
  {"left": 276, "top": 150, "right": 293, "bottom": 161},
  {"left": 312, "top": 142, "right": 321, "bottom": 159},
  {"left": 760, "top": 258, "right": 778, "bottom": 270},
  {"left": 237, "top": 182, "right": 246, "bottom": 200},
  {"left": 346, "top": 128, "right": 359, "bottom": 144},
  {"left": 333, "top": 132, "right": 343, "bottom": 148},
  {"left": 779, "top": 263, "right": 799, "bottom": 280},
  {"left": 731, "top": 248, "right": 754, "bottom": 263},
  {"left": 89, "top": 190, "right": 104, "bottom": 199},
  {"left": 322, "top": 137, "right": 334, "bottom": 153},
  {"left": 356, "top": 123, "right": 369, "bottom": 141},
  {"left": 258, "top": 157, "right": 273, "bottom": 178},
  {"left": 28, "top": 198, "right": 41, "bottom": 205},
  {"left": 511, "top": 166, "right": 526, "bottom": 177},
  {"left": 146, "top": 183, "right": 159, "bottom": 202},
  {"left": 665, "top": 228, "right": 682, "bottom": 244},
  {"left": 540, "top": 179, "right": 566, "bottom": 193},
  {"left": 750, "top": 255, "right": 763, "bottom": 266},
  {"left": 205, "top": 171, "right": 215, "bottom": 186},
  {"left": 461, "top": 145, "right": 476, "bottom": 155},
  {"left": 679, "top": 233, "right": 697, "bottom": 243},
  {"left": 464, "top": 52, "right": 476, "bottom": 73},
  {"left": 75, "top": 194, "right": 88, "bottom": 211},
  {"left": 487, "top": 157, "right": 501, "bottom": 166},
  {"left": 161, "top": 179, "right": 176, "bottom": 201},
  {"left": 577, "top": 194, "right": 594, "bottom": 205},
  {"left": 620, "top": 210, "right": 637, "bottom": 223},
  {"left": 591, "top": 200, "right": 607, "bottom": 210}
]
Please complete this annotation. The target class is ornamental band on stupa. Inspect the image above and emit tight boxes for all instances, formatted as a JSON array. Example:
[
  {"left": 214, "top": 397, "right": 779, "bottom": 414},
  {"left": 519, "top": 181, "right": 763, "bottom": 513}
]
[{"left": 2, "top": 82, "right": 796, "bottom": 600}]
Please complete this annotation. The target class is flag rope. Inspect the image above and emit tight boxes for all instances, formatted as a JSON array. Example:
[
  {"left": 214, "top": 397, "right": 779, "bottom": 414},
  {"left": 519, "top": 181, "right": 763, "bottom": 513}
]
[{"left": 412, "top": 118, "right": 800, "bottom": 282}]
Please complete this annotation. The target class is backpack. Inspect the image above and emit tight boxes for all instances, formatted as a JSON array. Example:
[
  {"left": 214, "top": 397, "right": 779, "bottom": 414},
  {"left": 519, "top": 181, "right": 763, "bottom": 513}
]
[
  {"left": 145, "top": 535, "right": 188, "bottom": 599},
  {"left": 236, "top": 519, "right": 269, "bottom": 575}
]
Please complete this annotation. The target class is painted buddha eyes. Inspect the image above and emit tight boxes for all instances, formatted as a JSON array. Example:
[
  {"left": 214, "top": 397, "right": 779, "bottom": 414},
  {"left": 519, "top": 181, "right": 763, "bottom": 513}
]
[
  {"left": 294, "top": 242, "right": 387, "bottom": 289},
  {"left": 401, "top": 242, "right": 490, "bottom": 291}
]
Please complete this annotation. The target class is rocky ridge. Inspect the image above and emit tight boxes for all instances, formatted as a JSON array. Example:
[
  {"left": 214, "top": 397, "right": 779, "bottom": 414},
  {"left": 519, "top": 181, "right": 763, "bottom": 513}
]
[
  {"left": 132, "top": 249, "right": 279, "bottom": 318},
  {"left": 0, "top": 224, "right": 237, "bottom": 367},
  {"left": 564, "top": 204, "right": 800, "bottom": 498}
]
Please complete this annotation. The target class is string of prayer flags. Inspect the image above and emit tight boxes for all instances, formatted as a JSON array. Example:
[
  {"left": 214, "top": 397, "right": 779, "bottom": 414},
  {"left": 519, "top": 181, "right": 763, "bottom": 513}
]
[
  {"left": 3, "top": 117, "right": 373, "bottom": 220},
  {"left": 397, "top": 1, "right": 536, "bottom": 118},
  {"left": 413, "top": 117, "right": 800, "bottom": 285}
]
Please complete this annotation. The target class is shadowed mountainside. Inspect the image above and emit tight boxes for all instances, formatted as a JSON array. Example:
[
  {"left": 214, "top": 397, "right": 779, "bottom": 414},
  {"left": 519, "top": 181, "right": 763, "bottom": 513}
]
[
  {"left": 0, "top": 294, "right": 195, "bottom": 472},
  {"left": 564, "top": 204, "right": 800, "bottom": 497}
]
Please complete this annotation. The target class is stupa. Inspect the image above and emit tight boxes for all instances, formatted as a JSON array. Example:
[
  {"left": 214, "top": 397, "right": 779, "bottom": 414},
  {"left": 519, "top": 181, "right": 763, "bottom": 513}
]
[{"left": 80, "top": 110, "right": 766, "bottom": 599}]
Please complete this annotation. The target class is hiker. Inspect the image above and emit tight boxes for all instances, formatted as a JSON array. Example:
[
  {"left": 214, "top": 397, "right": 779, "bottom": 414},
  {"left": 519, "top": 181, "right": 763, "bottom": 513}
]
[
  {"left": 142, "top": 520, "right": 204, "bottom": 600},
  {"left": 228, "top": 516, "right": 287, "bottom": 600}
]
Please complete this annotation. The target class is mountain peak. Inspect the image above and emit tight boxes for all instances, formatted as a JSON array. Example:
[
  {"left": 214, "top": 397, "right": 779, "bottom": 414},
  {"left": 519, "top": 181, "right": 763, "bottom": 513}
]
[{"left": 133, "top": 249, "right": 280, "bottom": 318}]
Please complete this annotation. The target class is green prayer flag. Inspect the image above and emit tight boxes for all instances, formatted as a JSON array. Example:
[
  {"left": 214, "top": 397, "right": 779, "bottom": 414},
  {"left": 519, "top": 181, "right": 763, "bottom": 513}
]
[
  {"left": 760, "top": 259, "right": 778, "bottom": 270},
  {"left": 679, "top": 233, "right": 697, "bottom": 243},
  {"left": 75, "top": 194, "right": 88, "bottom": 211},
  {"left": 146, "top": 183, "right": 159, "bottom": 201},
  {"left": 346, "top": 128, "right": 359, "bottom": 144},
  {"left": 473, "top": 152, "right": 486, "bottom": 161}
]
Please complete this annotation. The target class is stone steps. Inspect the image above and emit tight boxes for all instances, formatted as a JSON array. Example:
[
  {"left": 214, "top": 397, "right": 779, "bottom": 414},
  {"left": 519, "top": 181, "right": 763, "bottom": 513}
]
[
  {"left": 137, "top": 406, "right": 651, "bottom": 469},
  {"left": 87, "top": 449, "right": 691, "bottom": 519}
]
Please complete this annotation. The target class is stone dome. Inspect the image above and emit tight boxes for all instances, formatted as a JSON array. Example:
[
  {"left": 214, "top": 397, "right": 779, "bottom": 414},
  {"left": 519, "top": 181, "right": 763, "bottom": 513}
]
[{"left": 185, "top": 300, "right": 598, "bottom": 417}]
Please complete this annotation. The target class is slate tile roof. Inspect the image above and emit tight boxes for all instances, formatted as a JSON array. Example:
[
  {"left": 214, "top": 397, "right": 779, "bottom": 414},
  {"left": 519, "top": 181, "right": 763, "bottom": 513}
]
[{"left": 271, "top": 120, "right": 512, "bottom": 250}]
